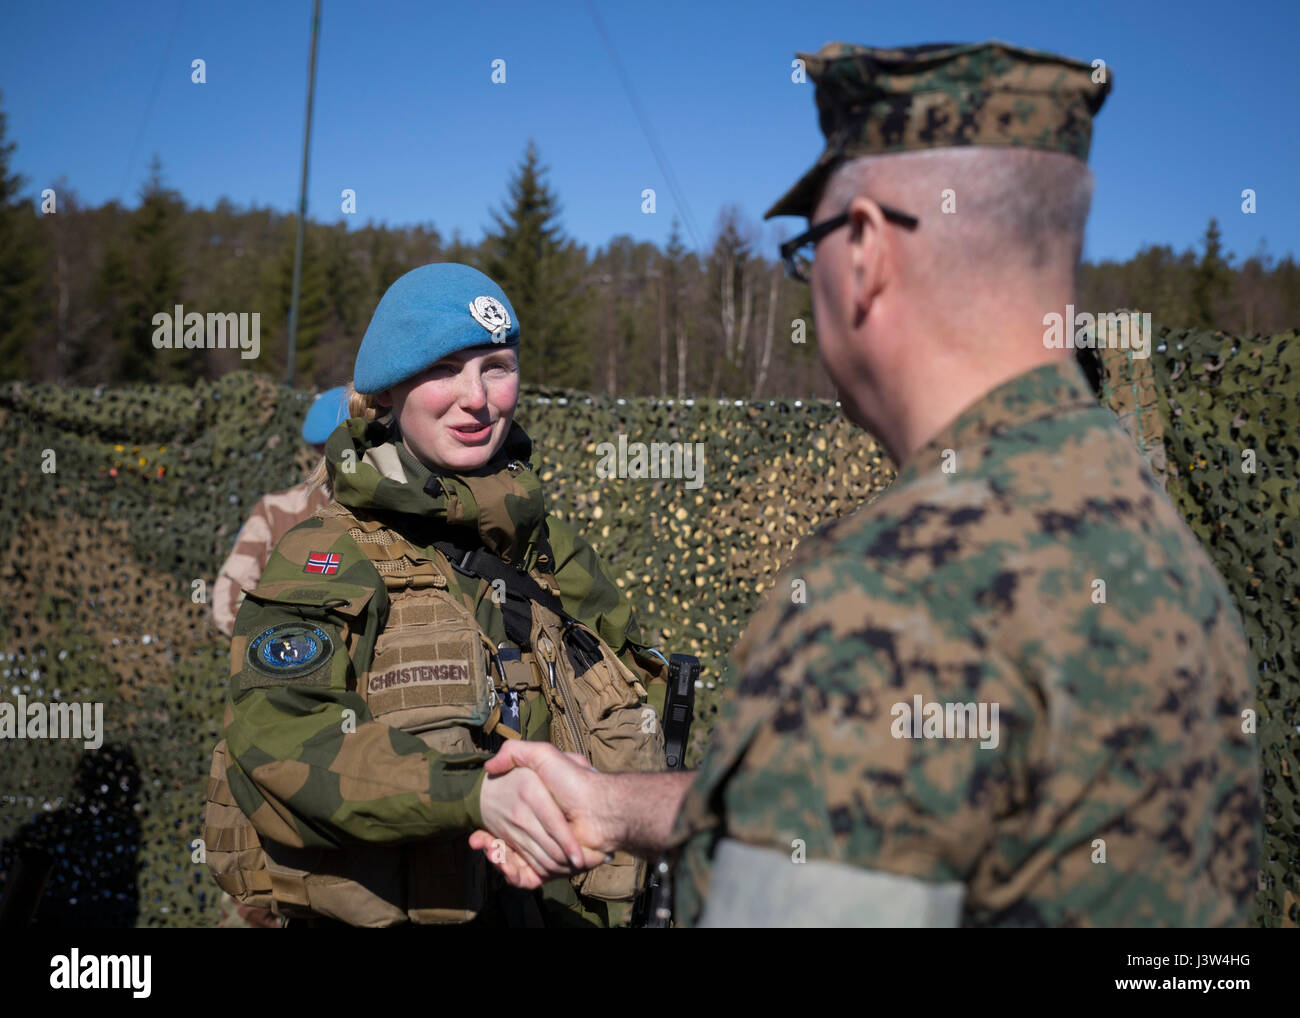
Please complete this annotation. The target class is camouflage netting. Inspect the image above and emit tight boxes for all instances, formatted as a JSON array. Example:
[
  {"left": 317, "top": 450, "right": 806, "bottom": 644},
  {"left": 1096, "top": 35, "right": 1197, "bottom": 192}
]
[
  {"left": 1140, "top": 328, "right": 1298, "bottom": 929},
  {"left": 0, "top": 328, "right": 1295, "bottom": 927}
]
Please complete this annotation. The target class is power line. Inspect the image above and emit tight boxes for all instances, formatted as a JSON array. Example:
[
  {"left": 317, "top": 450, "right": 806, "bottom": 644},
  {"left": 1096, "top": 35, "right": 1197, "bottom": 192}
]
[
  {"left": 120, "top": 0, "right": 187, "bottom": 201},
  {"left": 584, "top": 1, "right": 705, "bottom": 253}
]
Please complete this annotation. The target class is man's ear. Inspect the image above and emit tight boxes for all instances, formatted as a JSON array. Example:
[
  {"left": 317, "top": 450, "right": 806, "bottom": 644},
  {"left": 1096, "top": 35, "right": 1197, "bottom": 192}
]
[
  {"left": 374, "top": 388, "right": 393, "bottom": 410},
  {"left": 847, "top": 195, "right": 890, "bottom": 317}
]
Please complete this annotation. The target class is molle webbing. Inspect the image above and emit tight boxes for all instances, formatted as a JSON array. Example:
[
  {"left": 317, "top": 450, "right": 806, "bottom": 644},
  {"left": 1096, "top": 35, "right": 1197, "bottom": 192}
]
[
  {"left": 319, "top": 501, "right": 457, "bottom": 593},
  {"left": 329, "top": 501, "right": 507, "bottom": 744},
  {"left": 204, "top": 740, "right": 274, "bottom": 903}
]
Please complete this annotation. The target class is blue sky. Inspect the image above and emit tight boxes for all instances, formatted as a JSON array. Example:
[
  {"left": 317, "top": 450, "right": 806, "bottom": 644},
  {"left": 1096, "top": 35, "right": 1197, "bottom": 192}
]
[{"left": 2, "top": 0, "right": 1296, "bottom": 264}]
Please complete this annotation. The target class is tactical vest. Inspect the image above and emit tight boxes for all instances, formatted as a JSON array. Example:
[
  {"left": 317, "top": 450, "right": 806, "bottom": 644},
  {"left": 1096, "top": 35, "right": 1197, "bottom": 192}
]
[{"left": 203, "top": 502, "right": 665, "bottom": 926}]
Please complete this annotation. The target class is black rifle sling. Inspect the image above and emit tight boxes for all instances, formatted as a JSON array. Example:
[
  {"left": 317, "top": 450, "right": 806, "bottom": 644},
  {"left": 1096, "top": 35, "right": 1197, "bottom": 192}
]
[{"left": 431, "top": 531, "right": 603, "bottom": 676}]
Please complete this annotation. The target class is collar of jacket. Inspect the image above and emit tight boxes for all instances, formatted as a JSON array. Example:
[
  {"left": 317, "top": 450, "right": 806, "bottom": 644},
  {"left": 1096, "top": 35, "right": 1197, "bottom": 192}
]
[
  {"left": 895, "top": 359, "right": 1100, "bottom": 483},
  {"left": 324, "top": 417, "right": 548, "bottom": 565}
]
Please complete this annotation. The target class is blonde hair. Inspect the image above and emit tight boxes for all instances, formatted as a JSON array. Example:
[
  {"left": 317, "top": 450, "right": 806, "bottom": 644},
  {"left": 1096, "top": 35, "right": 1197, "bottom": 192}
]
[{"left": 306, "top": 382, "right": 388, "bottom": 499}]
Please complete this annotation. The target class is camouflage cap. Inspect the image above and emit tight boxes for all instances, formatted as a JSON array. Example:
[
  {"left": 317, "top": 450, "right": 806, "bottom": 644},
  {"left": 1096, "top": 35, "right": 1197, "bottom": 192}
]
[{"left": 766, "top": 40, "right": 1112, "bottom": 219}]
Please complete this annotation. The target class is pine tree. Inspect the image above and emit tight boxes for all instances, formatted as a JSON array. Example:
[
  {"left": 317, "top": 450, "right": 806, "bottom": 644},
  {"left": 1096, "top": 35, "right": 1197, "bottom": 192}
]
[
  {"left": 0, "top": 94, "right": 47, "bottom": 381},
  {"left": 1191, "top": 217, "right": 1233, "bottom": 329},
  {"left": 93, "top": 233, "right": 132, "bottom": 382},
  {"left": 483, "top": 141, "right": 588, "bottom": 389},
  {"left": 367, "top": 224, "right": 406, "bottom": 305},
  {"left": 444, "top": 228, "right": 478, "bottom": 269},
  {"left": 1275, "top": 255, "right": 1300, "bottom": 329},
  {"left": 322, "top": 222, "right": 365, "bottom": 339},
  {"left": 119, "top": 156, "right": 186, "bottom": 383}
]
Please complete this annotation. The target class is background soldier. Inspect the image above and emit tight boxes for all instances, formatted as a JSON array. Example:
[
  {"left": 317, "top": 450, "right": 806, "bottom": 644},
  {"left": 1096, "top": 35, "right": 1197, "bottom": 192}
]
[{"left": 212, "top": 386, "right": 349, "bottom": 640}]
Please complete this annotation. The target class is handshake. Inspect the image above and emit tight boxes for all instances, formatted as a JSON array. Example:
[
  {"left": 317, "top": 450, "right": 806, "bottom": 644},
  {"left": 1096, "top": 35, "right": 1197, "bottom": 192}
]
[{"left": 470, "top": 740, "right": 695, "bottom": 889}]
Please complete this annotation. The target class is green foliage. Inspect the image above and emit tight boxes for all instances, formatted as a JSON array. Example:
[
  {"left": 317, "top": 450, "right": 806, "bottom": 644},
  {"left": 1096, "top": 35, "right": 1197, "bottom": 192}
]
[
  {"left": 1077, "top": 224, "right": 1297, "bottom": 339},
  {"left": 323, "top": 222, "right": 366, "bottom": 338},
  {"left": 0, "top": 95, "right": 47, "bottom": 381},
  {"left": 273, "top": 224, "right": 329, "bottom": 382},
  {"left": 1191, "top": 218, "right": 1234, "bottom": 329},
  {"left": 119, "top": 156, "right": 188, "bottom": 385}
]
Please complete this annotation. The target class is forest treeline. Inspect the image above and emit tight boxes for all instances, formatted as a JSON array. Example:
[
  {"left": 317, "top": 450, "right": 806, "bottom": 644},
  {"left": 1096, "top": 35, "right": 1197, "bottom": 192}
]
[{"left": 2, "top": 104, "right": 1297, "bottom": 398}]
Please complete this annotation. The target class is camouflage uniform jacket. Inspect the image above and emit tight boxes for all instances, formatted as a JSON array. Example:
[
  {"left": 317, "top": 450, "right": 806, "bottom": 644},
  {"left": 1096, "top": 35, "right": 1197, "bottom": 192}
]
[
  {"left": 213, "top": 481, "right": 331, "bottom": 637},
  {"left": 670, "top": 359, "right": 1260, "bottom": 927},
  {"left": 224, "top": 417, "right": 664, "bottom": 864}
]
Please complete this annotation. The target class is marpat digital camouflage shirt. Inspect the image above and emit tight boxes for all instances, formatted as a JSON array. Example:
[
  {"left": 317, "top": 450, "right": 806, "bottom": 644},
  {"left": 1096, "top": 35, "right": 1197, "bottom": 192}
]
[{"left": 670, "top": 359, "right": 1260, "bottom": 927}]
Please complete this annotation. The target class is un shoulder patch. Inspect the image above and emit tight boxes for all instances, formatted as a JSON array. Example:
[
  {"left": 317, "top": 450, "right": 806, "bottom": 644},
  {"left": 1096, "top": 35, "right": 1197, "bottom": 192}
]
[{"left": 247, "top": 622, "right": 334, "bottom": 680}]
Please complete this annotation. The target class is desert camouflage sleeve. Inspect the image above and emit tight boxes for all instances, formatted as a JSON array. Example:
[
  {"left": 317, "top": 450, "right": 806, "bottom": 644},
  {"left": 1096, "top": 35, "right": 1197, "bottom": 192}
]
[
  {"left": 213, "top": 496, "right": 279, "bottom": 637},
  {"left": 223, "top": 514, "right": 488, "bottom": 851},
  {"left": 214, "top": 484, "right": 332, "bottom": 636}
]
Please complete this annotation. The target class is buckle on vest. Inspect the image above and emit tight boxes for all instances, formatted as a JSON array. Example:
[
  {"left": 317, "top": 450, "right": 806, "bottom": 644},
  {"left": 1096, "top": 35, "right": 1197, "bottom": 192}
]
[
  {"left": 450, "top": 547, "right": 479, "bottom": 576},
  {"left": 562, "top": 618, "right": 602, "bottom": 670}
]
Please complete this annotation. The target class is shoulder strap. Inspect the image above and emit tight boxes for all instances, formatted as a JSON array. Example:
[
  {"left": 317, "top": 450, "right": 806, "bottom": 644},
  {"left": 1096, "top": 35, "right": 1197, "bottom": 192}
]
[
  {"left": 432, "top": 531, "right": 602, "bottom": 672},
  {"left": 317, "top": 502, "right": 454, "bottom": 592},
  {"left": 434, "top": 529, "right": 562, "bottom": 614}
]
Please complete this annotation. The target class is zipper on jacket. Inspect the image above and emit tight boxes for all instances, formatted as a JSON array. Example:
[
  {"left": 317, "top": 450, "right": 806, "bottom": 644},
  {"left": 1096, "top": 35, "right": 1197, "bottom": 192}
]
[{"left": 536, "top": 630, "right": 588, "bottom": 760}]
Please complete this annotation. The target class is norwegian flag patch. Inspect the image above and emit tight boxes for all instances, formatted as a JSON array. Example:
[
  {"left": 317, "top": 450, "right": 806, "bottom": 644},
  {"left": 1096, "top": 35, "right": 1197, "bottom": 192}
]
[{"left": 304, "top": 552, "right": 341, "bottom": 575}]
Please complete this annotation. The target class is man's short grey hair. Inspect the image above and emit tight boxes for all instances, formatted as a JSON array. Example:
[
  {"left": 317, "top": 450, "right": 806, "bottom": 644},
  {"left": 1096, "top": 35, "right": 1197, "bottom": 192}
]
[{"left": 820, "top": 147, "right": 1094, "bottom": 280}]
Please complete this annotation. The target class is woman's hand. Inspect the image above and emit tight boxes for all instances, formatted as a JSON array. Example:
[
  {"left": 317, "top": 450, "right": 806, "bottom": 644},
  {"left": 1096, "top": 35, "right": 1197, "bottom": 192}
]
[
  {"left": 469, "top": 742, "right": 623, "bottom": 888},
  {"left": 477, "top": 764, "right": 595, "bottom": 884}
]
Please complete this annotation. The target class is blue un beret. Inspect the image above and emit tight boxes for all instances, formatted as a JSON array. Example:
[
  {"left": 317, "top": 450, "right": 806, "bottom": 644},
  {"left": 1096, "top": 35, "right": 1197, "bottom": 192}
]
[
  {"left": 301, "top": 385, "right": 350, "bottom": 444},
  {"left": 353, "top": 263, "right": 520, "bottom": 394}
]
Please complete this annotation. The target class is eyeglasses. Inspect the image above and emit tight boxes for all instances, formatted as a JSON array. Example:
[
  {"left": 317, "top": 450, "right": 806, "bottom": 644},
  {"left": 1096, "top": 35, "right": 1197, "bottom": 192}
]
[{"left": 779, "top": 203, "right": 920, "bottom": 283}]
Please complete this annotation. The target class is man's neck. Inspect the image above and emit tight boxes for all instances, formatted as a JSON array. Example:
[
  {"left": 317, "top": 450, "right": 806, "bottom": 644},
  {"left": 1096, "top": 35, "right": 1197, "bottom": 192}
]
[{"left": 870, "top": 328, "right": 1073, "bottom": 467}]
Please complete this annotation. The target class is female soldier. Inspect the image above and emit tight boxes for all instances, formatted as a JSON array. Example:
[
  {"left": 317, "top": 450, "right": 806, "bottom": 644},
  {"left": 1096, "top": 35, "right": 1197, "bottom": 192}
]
[{"left": 203, "top": 263, "right": 666, "bottom": 928}]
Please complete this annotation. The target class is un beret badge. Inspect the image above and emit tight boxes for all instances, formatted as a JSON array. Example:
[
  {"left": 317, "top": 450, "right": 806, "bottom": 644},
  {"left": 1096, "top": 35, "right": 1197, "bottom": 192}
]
[
  {"left": 247, "top": 622, "right": 334, "bottom": 680},
  {"left": 468, "top": 295, "right": 511, "bottom": 334}
]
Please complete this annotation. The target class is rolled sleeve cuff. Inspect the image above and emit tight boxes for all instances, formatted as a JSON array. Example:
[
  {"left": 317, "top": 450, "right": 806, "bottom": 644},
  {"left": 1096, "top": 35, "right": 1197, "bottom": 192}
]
[{"left": 464, "top": 768, "right": 487, "bottom": 830}]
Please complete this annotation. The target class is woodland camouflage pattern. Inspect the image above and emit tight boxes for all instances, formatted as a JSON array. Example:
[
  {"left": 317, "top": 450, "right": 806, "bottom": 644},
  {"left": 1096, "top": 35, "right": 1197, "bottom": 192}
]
[
  {"left": 224, "top": 417, "right": 664, "bottom": 920},
  {"left": 212, "top": 481, "right": 330, "bottom": 637},
  {"left": 767, "top": 40, "right": 1113, "bottom": 218},
  {"left": 669, "top": 360, "right": 1261, "bottom": 926}
]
